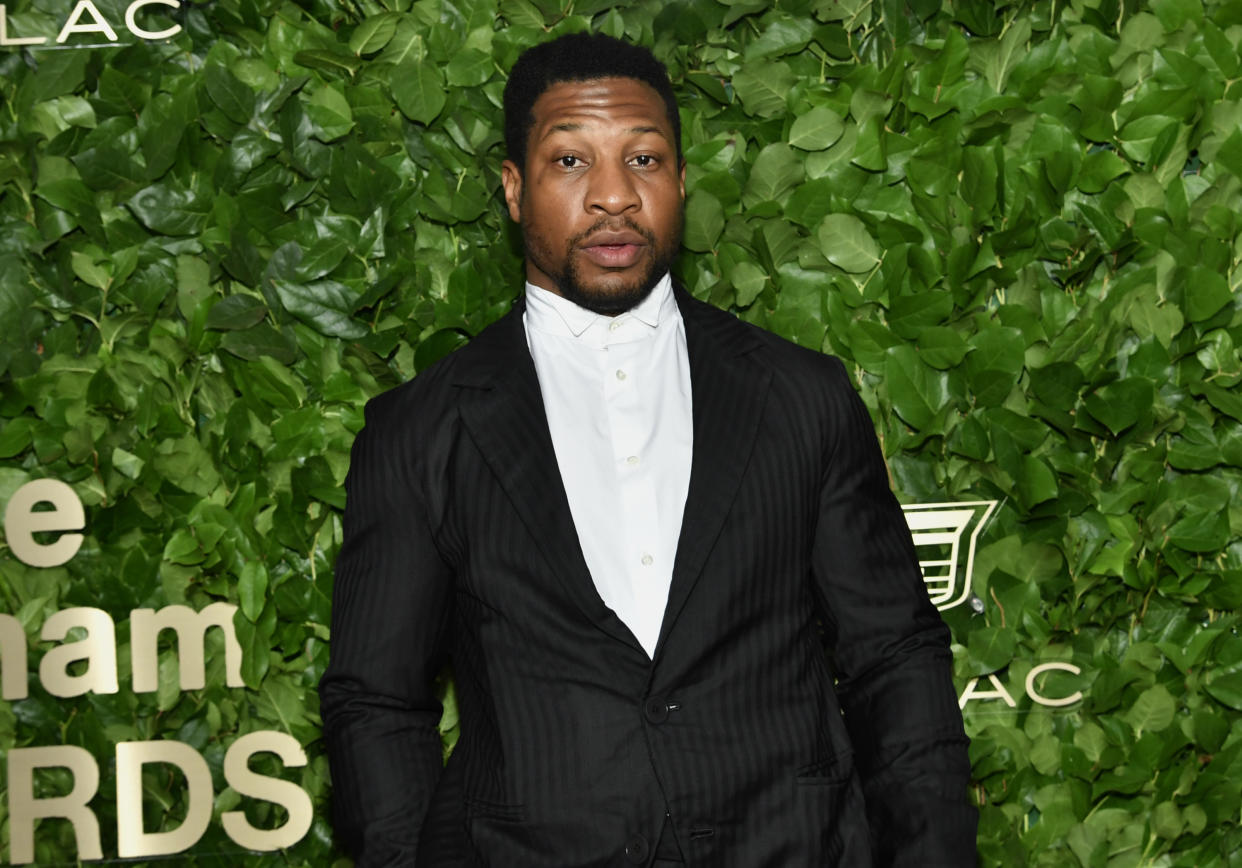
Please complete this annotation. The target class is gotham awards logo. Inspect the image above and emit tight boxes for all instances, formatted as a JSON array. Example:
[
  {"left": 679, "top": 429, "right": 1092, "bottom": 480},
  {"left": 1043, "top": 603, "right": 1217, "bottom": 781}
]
[
  {"left": 0, "top": 0, "right": 182, "bottom": 47},
  {"left": 901, "top": 500, "right": 998, "bottom": 611},
  {"left": 901, "top": 499, "right": 1086, "bottom": 711}
]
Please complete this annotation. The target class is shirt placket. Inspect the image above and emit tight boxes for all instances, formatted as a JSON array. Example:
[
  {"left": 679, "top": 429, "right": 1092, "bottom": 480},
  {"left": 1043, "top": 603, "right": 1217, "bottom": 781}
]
[{"left": 604, "top": 331, "right": 665, "bottom": 653}]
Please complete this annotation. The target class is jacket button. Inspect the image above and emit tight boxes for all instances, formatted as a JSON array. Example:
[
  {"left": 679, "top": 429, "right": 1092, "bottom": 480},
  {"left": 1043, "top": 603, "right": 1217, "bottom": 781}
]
[
  {"left": 643, "top": 697, "right": 669, "bottom": 724},
  {"left": 624, "top": 833, "right": 649, "bottom": 863}
]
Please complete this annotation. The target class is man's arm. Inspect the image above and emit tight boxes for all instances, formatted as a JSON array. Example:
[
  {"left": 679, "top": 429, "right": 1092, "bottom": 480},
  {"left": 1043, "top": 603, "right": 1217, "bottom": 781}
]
[
  {"left": 319, "top": 395, "right": 455, "bottom": 867},
  {"left": 810, "top": 357, "right": 977, "bottom": 867}
]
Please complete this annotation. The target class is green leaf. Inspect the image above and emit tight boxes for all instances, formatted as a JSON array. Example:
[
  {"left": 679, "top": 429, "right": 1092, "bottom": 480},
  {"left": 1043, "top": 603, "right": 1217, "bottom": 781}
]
[
  {"left": 789, "top": 106, "right": 845, "bottom": 151},
  {"left": 890, "top": 291, "right": 952, "bottom": 341},
  {"left": 499, "top": 0, "right": 544, "bottom": 27},
  {"left": 111, "top": 447, "right": 144, "bottom": 479},
  {"left": 785, "top": 178, "right": 836, "bottom": 229},
  {"left": 732, "top": 61, "right": 794, "bottom": 118},
  {"left": 163, "top": 529, "right": 204, "bottom": 565},
  {"left": 960, "top": 146, "right": 999, "bottom": 219},
  {"left": 745, "top": 15, "right": 815, "bottom": 59},
  {"left": 255, "top": 677, "right": 311, "bottom": 737},
  {"left": 1028, "top": 362, "right": 1084, "bottom": 410},
  {"left": 234, "top": 610, "right": 272, "bottom": 690},
  {"left": 70, "top": 250, "right": 110, "bottom": 290},
  {"left": 26, "top": 49, "right": 90, "bottom": 101},
  {"left": 271, "top": 279, "right": 369, "bottom": 339},
  {"left": 1151, "top": 801, "right": 1183, "bottom": 841},
  {"left": 947, "top": 414, "right": 989, "bottom": 459},
  {"left": 1183, "top": 266, "right": 1232, "bottom": 321},
  {"left": 1203, "top": 667, "right": 1242, "bottom": 711},
  {"left": 1202, "top": 19, "right": 1241, "bottom": 77},
  {"left": 851, "top": 116, "right": 887, "bottom": 172},
  {"left": 964, "top": 327, "right": 1024, "bottom": 407},
  {"left": 1126, "top": 295, "right": 1184, "bottom": 348},
  {"left": 883, "top": 344, "right": 948, "bottom": 430},
  {"left": 239, "top": 561, "right": 269, "bottom": 622},
  {"left": 349, "top": 12, "right": 403, "bottom": 55},
  {"left": 978, "top": 18, "right": 1031, "bottom": 93},
  {"left": 731, "top": 261, "right": 768, "bottom": 306},
  {"left": 0, "top": 414, "right": 33, "bottom": 459},
  {"left": 1167, "top": 509, "right": 1230, "bottom": 553},
  {"left": 1016, "top": 455, "right": 1058, "bottom": 509},
  {"left": 1198, "top": 382, "right": 1242, "bottom": 424},
  {"left": 205, "top": 63, "right": 254, "bottom": 125},
  {"left": 967, "top": 626, "right": 1017, "bottom": 674},
  {"left": 392, "top": 58, "right": 446, "bottom": 125},
  {"left": 446, "top": 49, "right": 494, "bottom": 89},
  {"left": 1077, "top": 149, "right": 1130, "bottom": 193},
  {"left": 219, "top": 324, "right": 299, "bottom": 364},
  {"left": 127, "top": 183, "right": 210, "bottom": 236},
  {"left": 742, "top": 143, "right": 803, "bottom": 207},
  {"left": 1125, "top": 685, "right": 1176, "bottom": 736},
  {"left": 140, "top": 86, "right": 196, "bottom": 180},
  {"left": 293, "top": 48, "right": 365, "bottom": 76},
  {"left": 1028, "top": 734, "right": 1060, "bottom": 776},
  {"left": 35, "top": 178, "right": 95, "bottom": 219},
  {"left": 152, "top": 436, "right": 221, "bottom": 497},
  {"left": 1191, "top": 708, "right": 1230, "bottom": 753},
  {"left": 817, "top": 214, "right": 879, "bottom": 273},
  {"left": 306, "top": 84, "right": 355, "bottom": 142},
  {"left": 1083, "top": 378, "right": 1154, "bottom": 436},
  {"left": 156, "top": 653, "right": 181, "bottom": 712},
  {"left": 237, "top": 355, "right": 306, "bottom": 408},
  {"left": 683, "top": 190, "right": 724, "bottom": 253},
  {"left": 206, "top": 295, "right": 268, "bottom": 330}
]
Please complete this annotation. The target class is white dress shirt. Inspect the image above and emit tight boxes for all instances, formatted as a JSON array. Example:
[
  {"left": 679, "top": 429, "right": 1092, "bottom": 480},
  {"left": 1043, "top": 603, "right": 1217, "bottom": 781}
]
[{"left": 523, "top": 274, "right": 693, "bottom": 657}]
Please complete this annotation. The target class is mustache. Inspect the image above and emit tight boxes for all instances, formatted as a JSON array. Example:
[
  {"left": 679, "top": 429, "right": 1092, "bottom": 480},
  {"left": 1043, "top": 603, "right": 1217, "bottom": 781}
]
[{"left": 569, "top": 218, "right": 656, "bottom": 247}]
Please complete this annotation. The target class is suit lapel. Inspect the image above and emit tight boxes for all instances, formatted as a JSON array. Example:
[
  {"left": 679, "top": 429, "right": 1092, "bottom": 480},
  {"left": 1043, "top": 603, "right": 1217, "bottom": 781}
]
[
  {"left": 655, "top": 290, "right": 772, "bottom": 656},
  {"left": 452, "top": 305, "right": 645, "bottom": 653},
  {"left": 451, "top": 291, "right": 772, "bottom": 659}
]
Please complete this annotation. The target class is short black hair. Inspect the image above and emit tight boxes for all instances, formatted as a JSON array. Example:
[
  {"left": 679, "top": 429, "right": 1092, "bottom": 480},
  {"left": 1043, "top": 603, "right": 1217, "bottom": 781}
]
[{"left": 503, "top": 32, "right": 681, "bottom": 173}]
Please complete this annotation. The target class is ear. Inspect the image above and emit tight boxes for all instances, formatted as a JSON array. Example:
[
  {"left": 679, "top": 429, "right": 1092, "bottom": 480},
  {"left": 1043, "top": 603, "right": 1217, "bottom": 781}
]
[
  {"left": 679, "top": 159, "right": 686, "bottom": 200},
  {"left": 501, "top": 159, "right": 523, "bottom": 222}
]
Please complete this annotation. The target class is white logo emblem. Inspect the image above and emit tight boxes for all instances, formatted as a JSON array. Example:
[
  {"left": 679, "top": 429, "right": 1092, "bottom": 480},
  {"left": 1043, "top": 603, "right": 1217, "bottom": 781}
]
[{"left": 901, "top": 500, "right": 998, "bottom": 611}]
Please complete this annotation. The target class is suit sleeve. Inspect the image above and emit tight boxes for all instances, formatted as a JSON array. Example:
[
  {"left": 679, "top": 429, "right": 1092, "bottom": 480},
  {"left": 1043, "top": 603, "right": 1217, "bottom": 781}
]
[
  {"left": 319, "top": 395, "right": 455, "bottom": 867},
  {"left": 809, "top": 357, "right": 977, "bottom": 867}
]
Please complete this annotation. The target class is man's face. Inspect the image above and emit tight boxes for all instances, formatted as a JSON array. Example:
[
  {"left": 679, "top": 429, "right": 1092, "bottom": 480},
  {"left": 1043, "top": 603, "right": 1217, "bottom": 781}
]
[{"left": 501, "top": 77, "right": 685, "bottom": 316}]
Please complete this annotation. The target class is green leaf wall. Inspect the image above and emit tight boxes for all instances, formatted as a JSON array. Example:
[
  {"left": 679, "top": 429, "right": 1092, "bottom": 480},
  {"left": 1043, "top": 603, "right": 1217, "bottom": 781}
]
[{"left": 1, "top": 0, "right": 1240, "bottom": 864}]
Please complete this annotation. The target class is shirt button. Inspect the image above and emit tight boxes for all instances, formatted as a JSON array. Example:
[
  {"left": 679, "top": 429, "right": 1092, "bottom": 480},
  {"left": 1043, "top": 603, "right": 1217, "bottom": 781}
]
[
  {"left": 615, "top": 369, "right": 627, "bottom": 381},
  {"left": 624, "top": 834, "right": 649, "bottom": 863},
  {"left": 626, "top": 455, "right": 640, "bottom": 466},
  {"left": 609, "top": 319, "right": 624, "bottom": 332},
  {"left": 641, "top": 553, "right": 653, "bottom": 566},
  {"left": 644, "top": 698, "right": 670, "bottom": 724}
]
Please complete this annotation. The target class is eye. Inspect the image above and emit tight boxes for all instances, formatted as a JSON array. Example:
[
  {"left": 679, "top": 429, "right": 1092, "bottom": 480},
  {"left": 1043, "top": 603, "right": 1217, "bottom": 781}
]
[
  {"left": 632, "top": 154, "right": 655, "bottom": 167},
  {"left": 557, "top": 155, "right": 580, "bottom": 168}
]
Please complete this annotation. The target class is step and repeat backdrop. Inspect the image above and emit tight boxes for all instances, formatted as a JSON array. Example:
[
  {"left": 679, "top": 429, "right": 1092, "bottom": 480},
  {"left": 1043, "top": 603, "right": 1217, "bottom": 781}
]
[{"left": 1, "top": 0, "right": 1240, "bottom": 865}]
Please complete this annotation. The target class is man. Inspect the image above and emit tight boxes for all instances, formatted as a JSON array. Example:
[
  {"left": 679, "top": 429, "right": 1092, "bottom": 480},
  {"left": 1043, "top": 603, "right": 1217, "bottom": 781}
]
[{"left": 320, "top": 32, "right": 975, "bottom": 868}]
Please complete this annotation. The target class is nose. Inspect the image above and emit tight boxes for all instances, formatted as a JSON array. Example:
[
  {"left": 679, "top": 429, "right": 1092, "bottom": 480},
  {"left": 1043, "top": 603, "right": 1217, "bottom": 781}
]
[{"left": 586, "top": 159, "right": 640, "bottom": 215}]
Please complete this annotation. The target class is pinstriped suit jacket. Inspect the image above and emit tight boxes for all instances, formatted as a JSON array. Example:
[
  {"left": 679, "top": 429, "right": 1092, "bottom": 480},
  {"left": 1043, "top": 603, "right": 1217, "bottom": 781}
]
[{"left": 319, "top": 287, "right": 976, "bottom": 867}]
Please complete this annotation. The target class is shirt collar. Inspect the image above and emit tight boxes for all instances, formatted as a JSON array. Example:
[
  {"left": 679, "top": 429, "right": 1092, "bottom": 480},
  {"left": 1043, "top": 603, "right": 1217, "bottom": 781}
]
[{"left": 524, "top": 273, "right": 675, "bottom": 340}]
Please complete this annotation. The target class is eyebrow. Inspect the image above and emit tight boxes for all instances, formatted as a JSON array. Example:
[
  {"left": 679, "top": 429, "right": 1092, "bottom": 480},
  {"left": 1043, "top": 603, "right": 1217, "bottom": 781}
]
[{"left": 544, "top": 122, "right": 669, "bottom": 138}]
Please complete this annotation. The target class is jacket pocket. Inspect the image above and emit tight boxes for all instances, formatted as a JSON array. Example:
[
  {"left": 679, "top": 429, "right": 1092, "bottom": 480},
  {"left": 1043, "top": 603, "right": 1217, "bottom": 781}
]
[
  {"left": 794, "top": 751, "right": 855, "bottom": 786},
  {"left": 462, "top": 796, "right": 525, "bottom": 823}
]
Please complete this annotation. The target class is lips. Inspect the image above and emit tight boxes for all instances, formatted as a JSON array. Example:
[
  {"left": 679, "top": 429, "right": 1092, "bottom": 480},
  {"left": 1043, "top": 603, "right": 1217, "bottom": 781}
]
[{"left": 579, "top": 229, "right": 648, "bottom": 268}]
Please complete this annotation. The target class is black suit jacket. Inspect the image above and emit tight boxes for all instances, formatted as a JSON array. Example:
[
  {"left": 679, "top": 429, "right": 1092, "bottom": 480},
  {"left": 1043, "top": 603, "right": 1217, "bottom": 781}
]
[{"left": 319, "top": 288, "right": 976, "bottom": 867}]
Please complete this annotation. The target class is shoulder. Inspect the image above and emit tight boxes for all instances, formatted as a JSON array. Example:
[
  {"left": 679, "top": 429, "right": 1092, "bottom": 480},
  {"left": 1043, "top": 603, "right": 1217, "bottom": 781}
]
[
  {"left": 678, "top": 290, "right": 853, "bottom": 392},
  {"left": 360, "top": 305, "right": 524, "bottom": 436}
]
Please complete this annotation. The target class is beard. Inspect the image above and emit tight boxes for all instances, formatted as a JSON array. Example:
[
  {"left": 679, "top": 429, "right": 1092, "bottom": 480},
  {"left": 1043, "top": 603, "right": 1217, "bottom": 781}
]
[{"left": 524, "top": 215, "right": 682, "bottom": 316}]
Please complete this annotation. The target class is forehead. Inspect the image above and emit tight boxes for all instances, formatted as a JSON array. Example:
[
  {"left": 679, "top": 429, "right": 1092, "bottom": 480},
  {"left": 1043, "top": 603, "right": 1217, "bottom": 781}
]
[{"left": 529, "top": 77, "right": 672, "bottom": 139}]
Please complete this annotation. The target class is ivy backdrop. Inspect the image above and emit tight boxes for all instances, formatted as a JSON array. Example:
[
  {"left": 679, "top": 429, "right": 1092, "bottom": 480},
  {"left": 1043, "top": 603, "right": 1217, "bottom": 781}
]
[{"left": 1, "top": 0, "right": 1241, "bottom": 864}]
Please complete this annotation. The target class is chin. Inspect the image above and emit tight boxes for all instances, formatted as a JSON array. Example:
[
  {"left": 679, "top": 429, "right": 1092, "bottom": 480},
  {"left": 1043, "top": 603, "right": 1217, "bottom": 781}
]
[{"left": 560, "top": 272, "right": 660, "bottom": 316}]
